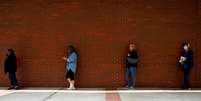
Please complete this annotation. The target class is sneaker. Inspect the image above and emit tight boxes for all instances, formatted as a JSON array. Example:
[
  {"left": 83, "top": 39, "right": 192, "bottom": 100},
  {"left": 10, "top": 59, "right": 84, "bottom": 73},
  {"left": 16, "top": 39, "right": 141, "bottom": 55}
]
[
  {"left": 67, "top": 86, "right": 75, "bottom": 90},
  {"left": 8, "top": 86, "right": 14, "bottom": 90},
  {"left": 124, "top": 85, "right": 129, "bottom": 88},
  {"left": 14, "top": 86, "right": 20, "bottom": 90},
  {"left": 67, "top": 87, "right": 71, "bottom": 90},
  {"left": 129, "top": 86, "right": 134, "bottom": 89}
]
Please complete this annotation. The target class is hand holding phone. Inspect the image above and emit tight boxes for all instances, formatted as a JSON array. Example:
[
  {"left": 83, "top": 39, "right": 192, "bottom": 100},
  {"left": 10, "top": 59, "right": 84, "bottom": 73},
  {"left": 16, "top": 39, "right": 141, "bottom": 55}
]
[{"left": 63, "top": 57, "right": 67, "bottom": 60}]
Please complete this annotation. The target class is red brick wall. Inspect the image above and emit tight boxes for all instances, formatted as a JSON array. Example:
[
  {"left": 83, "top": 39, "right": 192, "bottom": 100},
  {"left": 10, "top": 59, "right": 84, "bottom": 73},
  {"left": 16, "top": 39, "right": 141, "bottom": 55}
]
[
  {"left": 196, "top": 0, "right": 201, "bottom": 87},
  {"left": 0, "top": 0, "right": 200, "bottom": 88}
]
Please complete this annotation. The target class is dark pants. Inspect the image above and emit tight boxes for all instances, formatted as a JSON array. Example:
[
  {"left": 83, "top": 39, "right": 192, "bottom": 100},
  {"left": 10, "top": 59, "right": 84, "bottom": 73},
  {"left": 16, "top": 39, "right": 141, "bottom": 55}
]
[
  {"left": 182, "top": 64, "right": 191, "bottom": 89},
  {"left": 66, "top": 69, "right": 75, "bottom": 80},
  {"left": 8, "top": 72, "right": 18, "bottom": 86},
  {"left": 126, "top": 66, "right": 137, "bottom": 87}
]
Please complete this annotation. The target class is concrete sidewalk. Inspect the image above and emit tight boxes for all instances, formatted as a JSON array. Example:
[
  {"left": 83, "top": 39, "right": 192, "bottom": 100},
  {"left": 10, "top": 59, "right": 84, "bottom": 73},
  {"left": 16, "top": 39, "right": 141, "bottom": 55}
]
[{"left": 0, "top": 87, "right": 201, "bottom": 101}]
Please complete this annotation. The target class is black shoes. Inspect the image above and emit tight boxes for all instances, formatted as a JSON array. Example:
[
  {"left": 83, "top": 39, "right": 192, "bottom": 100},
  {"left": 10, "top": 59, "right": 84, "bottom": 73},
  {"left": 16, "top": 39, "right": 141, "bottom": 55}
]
[
  {"left": 8, "top": 86, "right": 15, "bottom": 90},
  {"left": 8, "top": 86, "right": 19, "bottom": 90}
]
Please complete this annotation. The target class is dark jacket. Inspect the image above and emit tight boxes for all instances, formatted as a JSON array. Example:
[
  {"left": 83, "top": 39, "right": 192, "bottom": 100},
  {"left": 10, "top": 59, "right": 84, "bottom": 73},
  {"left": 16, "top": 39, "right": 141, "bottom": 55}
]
[
  {"left": 181, "top": 50, "right": 193, "bottom": 68},
  {"left": 126, "top": 50, "right": 139, "bottom": 67},
  {"left": 4, "top": 54, "right": 17, "bottom": 74}
]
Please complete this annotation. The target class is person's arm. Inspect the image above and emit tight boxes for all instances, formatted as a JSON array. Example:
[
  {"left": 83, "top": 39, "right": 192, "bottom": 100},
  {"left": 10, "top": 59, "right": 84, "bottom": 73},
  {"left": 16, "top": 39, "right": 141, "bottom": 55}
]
[
  {"left": 11, "top": 55, "right": 17, "bottom": 72},
  {"left": 126, "top": 52, "right": 130, "bottom": 67},
  {"left": 63, "top": 57, "right": 67, "bottom": 60},
  {"left": 126, "top": 56, "right": 129, "bottom": 68},
  {"left": 135, "top": 51, "right": 139, "bottom": 63},
  {"left": 4, "top": 59, "right": 8, "bottom": 74},
  {"left": 179, "top": 50, "right": 185, "bottom": 64},
  {"left": 137, "top": 52, "right": 139, "bottom": 60},
  {"left": 188, "top": 51, "right": 193, "bottom": 67}
]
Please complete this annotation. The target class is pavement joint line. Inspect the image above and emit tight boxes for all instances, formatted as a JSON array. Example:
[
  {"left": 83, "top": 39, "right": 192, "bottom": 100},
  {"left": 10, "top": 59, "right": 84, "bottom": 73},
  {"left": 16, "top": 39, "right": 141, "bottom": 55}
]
[
  {"left": 42, "top": 88, "right": 63, "bottom": 101},
  {"left": 1, "top": 90, "right": 201, "bottom": 93},
  {"left": 43, "top": 92, "right": 58, "bottom": 101}
]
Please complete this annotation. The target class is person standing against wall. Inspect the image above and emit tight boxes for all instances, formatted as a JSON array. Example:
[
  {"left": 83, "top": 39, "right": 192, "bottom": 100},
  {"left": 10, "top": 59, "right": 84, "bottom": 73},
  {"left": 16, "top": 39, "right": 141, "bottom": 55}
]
[
  {"left": 4, "top": 49, "right": 19, "bottom": 90},
  {"left": 179, "top": 42, "right": 193, "bottom": 89},
  {"left": 63, "top": 45, "right": 78, "bottom": 90},
  {"left": 125, "top": 43, "right": 139, "bottom": 89}
]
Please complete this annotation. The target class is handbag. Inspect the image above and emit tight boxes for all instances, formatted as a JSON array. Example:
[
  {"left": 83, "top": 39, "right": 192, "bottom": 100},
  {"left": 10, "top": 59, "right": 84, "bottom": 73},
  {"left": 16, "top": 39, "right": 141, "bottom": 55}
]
[{"left": 127, "top": 57, "right": 138, "bottom": 64}]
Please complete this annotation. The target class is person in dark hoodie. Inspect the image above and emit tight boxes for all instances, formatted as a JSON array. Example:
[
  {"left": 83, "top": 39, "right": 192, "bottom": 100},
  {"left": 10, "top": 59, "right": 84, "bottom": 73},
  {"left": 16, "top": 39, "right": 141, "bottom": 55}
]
[
  {"left": 4, "top": 49, "right": 19, "bottom": 90},
  {"left": 179, "top": 42, "right": 193, "bottom": 89},
  {"left": 125, "top": 43, "right": 139, "bottom": 89}
]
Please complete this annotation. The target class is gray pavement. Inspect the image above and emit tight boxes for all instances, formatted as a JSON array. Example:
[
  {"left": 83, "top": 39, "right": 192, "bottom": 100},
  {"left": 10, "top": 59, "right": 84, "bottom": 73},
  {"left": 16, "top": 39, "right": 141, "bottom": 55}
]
[
  {"left": 119, "top": 92, "right": 201, "bottom": 101},
  {"left": 0, "top": 87, "right": 201, "bottom": 101}
]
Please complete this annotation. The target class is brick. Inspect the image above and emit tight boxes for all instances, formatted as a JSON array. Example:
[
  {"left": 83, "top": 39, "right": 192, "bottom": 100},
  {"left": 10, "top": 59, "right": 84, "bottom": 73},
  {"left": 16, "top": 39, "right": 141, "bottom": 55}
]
[{"left": 0, "top": 0, "right": 200, "bottom": 88}]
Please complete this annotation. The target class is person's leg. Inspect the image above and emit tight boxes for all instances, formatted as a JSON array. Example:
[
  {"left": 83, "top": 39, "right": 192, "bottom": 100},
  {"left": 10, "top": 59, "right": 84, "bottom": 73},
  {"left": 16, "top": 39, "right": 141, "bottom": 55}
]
[
  {"left": 182, "top": 64, "right": 190, "bottom": 89},
  {"left": 8, "top": 73, "right": 14, "bottom": 88},
  {"left": 183, "top": 69, "right": 187, "bottom": 89},
  {"left": 12, "top": 72, "right": 19, "bottom": 88},
  {"left": 184, "top": 69, "right": 190, "bottom": 89},
  {"left": 66, "top": 71, "right": 71, "bottom": 89},
  {"left": 71, "top": 80, "right": 75, "bottom": 89},
  {"left": 130, "top": 67, "right": 137, "bottom": 88},
  {"left": 131, "top": 67, "right": 137, "bottom": 87},
  {"left": 67, "top": 78, "right": 72, "bottom": 89},
  {"left": 125, "top": 68, "right": 129, "bottom": 87},
  {"left": 182, "top": 71, "right": 185, "bottom": 89},
  {"left": 68, "top": 79, "right": 75, "bottom": 90},
  {"left": 66, "top": 69, "right": 72, "bottom": 89},
  {"left": 67, "top": 70, "right": 75, "bottom": 90},
  {"left": 126, "top": 67, "right": 131, "bottom": 87},
  {"left": 70, "top": 72, "right": 75, "bottom": 89}
]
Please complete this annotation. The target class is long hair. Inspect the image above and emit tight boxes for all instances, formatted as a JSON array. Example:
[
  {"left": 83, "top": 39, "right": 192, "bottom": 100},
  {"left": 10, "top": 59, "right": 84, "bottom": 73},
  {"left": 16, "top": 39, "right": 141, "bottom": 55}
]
[
  {"left": 68, "top": 45, "right": 76, "bottom": 56},
  {"left": 181, "top": 42, "right": 190, "bottom": 55},
  {"left": 7, "top": 49, "right": 15, "bottom": 56}
]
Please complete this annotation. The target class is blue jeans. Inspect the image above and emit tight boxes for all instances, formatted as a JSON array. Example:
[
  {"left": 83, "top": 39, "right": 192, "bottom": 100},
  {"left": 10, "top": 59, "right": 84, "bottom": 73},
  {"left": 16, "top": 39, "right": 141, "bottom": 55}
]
[{"left": 126, "top": 66, "right": 137, "bottom": 87}]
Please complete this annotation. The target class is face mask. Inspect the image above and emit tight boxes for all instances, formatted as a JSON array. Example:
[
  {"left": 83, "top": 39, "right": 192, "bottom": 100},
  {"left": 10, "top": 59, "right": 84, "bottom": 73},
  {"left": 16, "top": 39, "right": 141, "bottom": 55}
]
[{"left": 184, "top": 46, "right": 188, "bottom": 50}]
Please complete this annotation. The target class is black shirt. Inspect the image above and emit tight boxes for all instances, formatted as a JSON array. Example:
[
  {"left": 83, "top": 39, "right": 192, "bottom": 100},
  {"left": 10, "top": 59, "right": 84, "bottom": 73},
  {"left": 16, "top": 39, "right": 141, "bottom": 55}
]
[
  {"left": 4, "top": 54, "right": 17, "bottom": 73},
  {"left": 181, "top": 50, "right": 193, "bottom": 67},
  {"left": 126, "top": 50, "right": 139, "bottom": 67}
]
